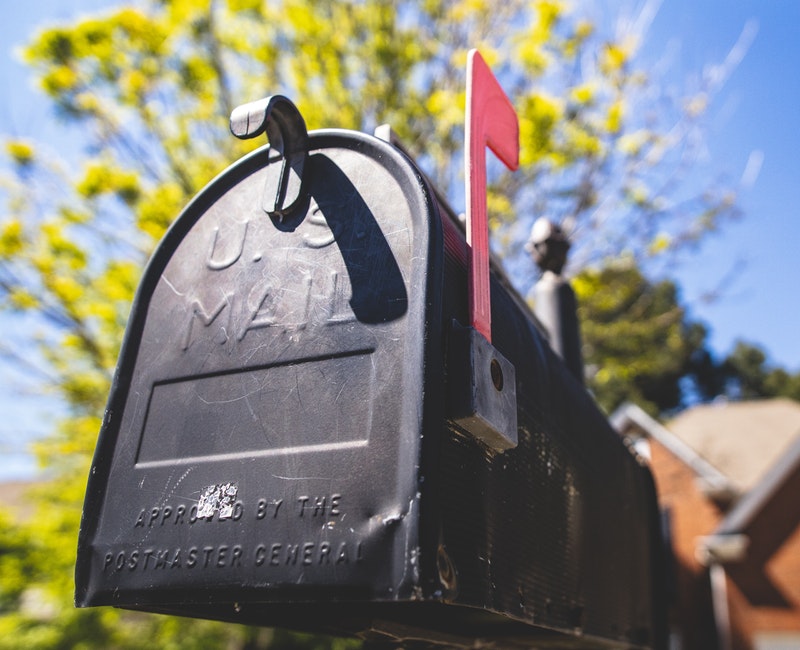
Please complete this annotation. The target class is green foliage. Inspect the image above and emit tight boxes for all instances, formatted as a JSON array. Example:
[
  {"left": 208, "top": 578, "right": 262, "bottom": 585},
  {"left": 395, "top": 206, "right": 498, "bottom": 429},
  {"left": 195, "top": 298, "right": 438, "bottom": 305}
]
[
  {"left": 574, "top": 260, "right": 708, "bottom": 415},
  {"left": 0, "top": 0, "right": 744, "bottom": 647},
  {"left": 574, "top": 267, "right": 800, "bottom": 415},
  {"left": 720, "top": 341, "right": 800, "bottom": 401}
]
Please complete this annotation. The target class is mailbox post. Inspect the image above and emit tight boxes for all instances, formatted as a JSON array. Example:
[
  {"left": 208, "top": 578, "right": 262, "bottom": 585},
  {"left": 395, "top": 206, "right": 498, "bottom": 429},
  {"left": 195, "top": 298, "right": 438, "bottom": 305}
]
[{"left": 76, "top": 53, "right": 666, "bottom": 649}]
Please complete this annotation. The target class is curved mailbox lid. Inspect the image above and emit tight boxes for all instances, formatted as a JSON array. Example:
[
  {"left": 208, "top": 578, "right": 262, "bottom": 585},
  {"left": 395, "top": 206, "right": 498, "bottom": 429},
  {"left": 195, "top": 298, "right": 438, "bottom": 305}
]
[{"left": 76, "top": 130, "right": 443, "bottom": 609}]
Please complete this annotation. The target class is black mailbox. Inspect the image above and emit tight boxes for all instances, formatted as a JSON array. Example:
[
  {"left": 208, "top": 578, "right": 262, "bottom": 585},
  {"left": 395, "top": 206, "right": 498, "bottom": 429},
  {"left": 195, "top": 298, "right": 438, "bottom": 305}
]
[{"left": 77, "top": 63, "right": 666, "bottom": 649}]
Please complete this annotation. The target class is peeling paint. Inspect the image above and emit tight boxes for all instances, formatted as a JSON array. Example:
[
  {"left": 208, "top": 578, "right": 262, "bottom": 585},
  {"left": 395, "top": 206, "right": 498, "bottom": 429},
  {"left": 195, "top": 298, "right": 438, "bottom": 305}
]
[{"left": 197, "top": 482, "right": 238, "bottom": 519}]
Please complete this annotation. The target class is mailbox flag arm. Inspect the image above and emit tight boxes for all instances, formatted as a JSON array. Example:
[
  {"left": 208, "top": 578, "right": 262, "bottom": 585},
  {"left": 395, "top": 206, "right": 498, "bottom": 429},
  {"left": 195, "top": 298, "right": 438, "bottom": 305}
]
[
  {"left": 465, "top": 50, "right": 520, "bottom": 343},
  {"left": 448, "top": 51, "right": 519, "bottom": 453},
  {"left": 230, "top": 95, "right": 309, "bottom": 219}
]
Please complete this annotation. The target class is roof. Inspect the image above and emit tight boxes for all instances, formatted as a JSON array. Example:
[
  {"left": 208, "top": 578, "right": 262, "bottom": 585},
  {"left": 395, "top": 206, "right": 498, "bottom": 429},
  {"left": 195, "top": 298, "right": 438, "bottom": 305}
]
[
  {"left": 715, "top": 432, "right": 800, "bottom": 535},
  {"left": 612, "top": 399, "right": 800, "bottom": 542},
  {"left": 610, "top": 403, "right": 737, "bottom": 498},
  {"left": 666, "top": 398, "right": 800, "bottom": 494}
]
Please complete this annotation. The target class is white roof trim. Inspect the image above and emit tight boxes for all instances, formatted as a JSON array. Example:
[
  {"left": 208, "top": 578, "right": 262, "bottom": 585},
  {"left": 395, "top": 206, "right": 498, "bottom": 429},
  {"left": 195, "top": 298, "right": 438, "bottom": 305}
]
[{"left": 610, "top": 403, "right": 737, "bottom": 496}]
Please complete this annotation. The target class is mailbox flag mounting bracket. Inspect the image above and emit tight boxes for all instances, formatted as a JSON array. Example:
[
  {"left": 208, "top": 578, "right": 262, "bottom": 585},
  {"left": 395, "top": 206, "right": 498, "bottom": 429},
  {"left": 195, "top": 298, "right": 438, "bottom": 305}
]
[
  {"left": 449, "top": 50, "right": 519, "bottom": 452},
  {"left": 230, "top": 94, "right": 309, "bottom": 219}
]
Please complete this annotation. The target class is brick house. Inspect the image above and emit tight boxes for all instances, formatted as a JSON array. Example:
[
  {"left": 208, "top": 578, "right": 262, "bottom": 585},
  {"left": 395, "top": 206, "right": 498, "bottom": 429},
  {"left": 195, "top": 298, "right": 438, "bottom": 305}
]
[{"left": 612, "top": 398, "right": 800, "bottom": 650}]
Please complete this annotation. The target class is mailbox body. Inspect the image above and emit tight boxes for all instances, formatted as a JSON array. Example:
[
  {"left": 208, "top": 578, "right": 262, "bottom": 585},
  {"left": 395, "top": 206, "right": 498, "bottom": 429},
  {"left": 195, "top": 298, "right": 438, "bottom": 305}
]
[{"left": 76, "top": 130, "right": 666, "bottom": 649}]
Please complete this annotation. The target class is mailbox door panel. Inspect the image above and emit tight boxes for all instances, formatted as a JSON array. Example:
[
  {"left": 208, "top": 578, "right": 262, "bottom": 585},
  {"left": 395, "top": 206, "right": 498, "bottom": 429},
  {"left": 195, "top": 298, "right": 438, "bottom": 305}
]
[{"left": 76, "top": 131, "right": 443, "bottom": 610}]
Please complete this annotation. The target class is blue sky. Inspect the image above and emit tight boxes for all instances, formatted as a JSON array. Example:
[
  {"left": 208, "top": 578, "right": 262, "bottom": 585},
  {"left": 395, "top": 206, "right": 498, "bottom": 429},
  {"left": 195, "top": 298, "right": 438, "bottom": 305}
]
[
  {"left": 0, "top": 0, "right": 798, "bottom": 478},
  {"left": 641, "top": 0, "right": 800, "bottom": 372}
]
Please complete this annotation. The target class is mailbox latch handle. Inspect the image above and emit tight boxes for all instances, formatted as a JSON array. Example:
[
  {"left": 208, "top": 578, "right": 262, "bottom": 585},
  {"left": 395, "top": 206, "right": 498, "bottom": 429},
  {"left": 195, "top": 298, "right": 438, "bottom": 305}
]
[{"left": 230, "top": 95, "right": 309, "bottom": 219}]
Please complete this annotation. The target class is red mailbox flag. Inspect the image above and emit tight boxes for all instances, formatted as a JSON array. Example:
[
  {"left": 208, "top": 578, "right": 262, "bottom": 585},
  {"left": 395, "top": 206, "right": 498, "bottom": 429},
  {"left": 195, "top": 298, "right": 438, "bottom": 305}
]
[{"left": 465, "top": 49, "right": 520, "bottom": 343}]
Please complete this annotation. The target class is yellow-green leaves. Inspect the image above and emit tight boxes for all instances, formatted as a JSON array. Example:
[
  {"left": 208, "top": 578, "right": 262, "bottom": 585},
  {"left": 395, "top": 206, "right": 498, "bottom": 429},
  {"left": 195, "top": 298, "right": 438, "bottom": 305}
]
[
  {"left": 7, "top": 288, "right": 38, "bottom": 310},
  {"left": 520, "top": 92, "right": 562, "bottom": 165},
  {"left": 599, "top": 41, "right": 630, "bottom": 75},
  {"left": 76, "top": 162, "right": 141, "bottom": 206},
  {"left": 511, "top": 0, "right": 642, "bottom": 200},
  {"left": 0, "top": 220, "right": 25, "bottom": 258},
  {"left": 648, "top": 232, "right": 672, "bottom": 256},
  {"left": 180, "top": 55, "right": 218, "bottom": 94},
  {"left": 533, "top": 0, "right": 563, "bottom": 41},
  {"left": 574, "top": 261, "right": 699, "bottom": 415},
  {"left": 27, "top": 9, "right": 167, "bottom": 116},
  {"left": 5, "top": 141, "right": 35, "bottom": 168},
  {"left": 136, "top": 182, "right": 185, "bottom": 240},
  {"left": 569, "top": 83, "right": 595, "bottom": 106},
  {"left": 40, "top": 64, "right": 79, "bottom": 97},
  {"left": 226, "top": 0, "right": 264, "bottom": 12},
  {"left": 516, "top": 0, "right": 562, "bottom": 74},
  {"left": 605, "top": 98, "right": 623, "bottom": 134}
]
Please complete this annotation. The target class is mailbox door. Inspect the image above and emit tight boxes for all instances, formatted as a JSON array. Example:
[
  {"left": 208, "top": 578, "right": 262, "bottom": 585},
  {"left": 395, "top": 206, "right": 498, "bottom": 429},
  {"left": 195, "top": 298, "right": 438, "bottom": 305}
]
[{"left": 76, "top": 130, "right": 444, "bottom": 613}]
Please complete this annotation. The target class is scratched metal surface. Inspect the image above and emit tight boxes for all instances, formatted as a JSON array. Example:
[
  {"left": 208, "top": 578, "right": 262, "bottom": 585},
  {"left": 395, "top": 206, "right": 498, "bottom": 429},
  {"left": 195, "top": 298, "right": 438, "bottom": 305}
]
[
  {"left": 76, "top": 131, "right": 439, "bottom": 609},
  {"left": 418, "top": 207, "right": 666, "bottom": 649},
  {"left": 76, "top": 129, "right": 665, "bottom": 649}
]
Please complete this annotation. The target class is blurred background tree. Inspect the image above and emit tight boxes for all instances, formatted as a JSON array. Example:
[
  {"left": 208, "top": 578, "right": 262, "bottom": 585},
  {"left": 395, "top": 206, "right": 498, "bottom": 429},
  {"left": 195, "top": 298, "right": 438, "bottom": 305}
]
[
  {"left": 0, "top": 0, "right": 786, "bottom": 647},
  {"left": 573, "top": 260, "right": 707, "bottom": 415},
  {"left": 716, "top": 340, "right": 800, "bottom": 402},
  {"left": 574, "top": 265, "right": 800, "bottom": 415}
]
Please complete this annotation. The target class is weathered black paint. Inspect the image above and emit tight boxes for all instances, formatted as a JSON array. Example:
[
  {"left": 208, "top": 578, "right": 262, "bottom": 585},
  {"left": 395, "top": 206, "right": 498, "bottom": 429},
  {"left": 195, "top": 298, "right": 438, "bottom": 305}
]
[{"left": 76, "top": 128, "right": 666, "bottom": 649}]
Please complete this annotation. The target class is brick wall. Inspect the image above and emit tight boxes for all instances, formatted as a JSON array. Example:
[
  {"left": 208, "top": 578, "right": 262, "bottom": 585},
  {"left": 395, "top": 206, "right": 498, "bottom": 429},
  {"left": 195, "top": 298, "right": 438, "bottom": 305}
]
[
  {"left": 726, "top": 466, "right": 800, "bottom": 638},
  {"left": 648, "top": 438, "right": 721, "bottom": 649},
  {"left": 646, "top": 437, "right": 800, "bottom": 650}
]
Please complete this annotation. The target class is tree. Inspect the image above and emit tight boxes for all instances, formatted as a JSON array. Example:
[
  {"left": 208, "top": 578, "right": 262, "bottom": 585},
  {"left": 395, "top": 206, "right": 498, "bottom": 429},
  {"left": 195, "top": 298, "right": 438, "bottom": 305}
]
[
  {"left": 0, "top": 0, "right": 744, "bottom": 646},
  {"left": 719, "top": 340, "right": 800, "bottom": 401},
  {"left": 573, "top": 259, "right": 709, "bottom": 416}
]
